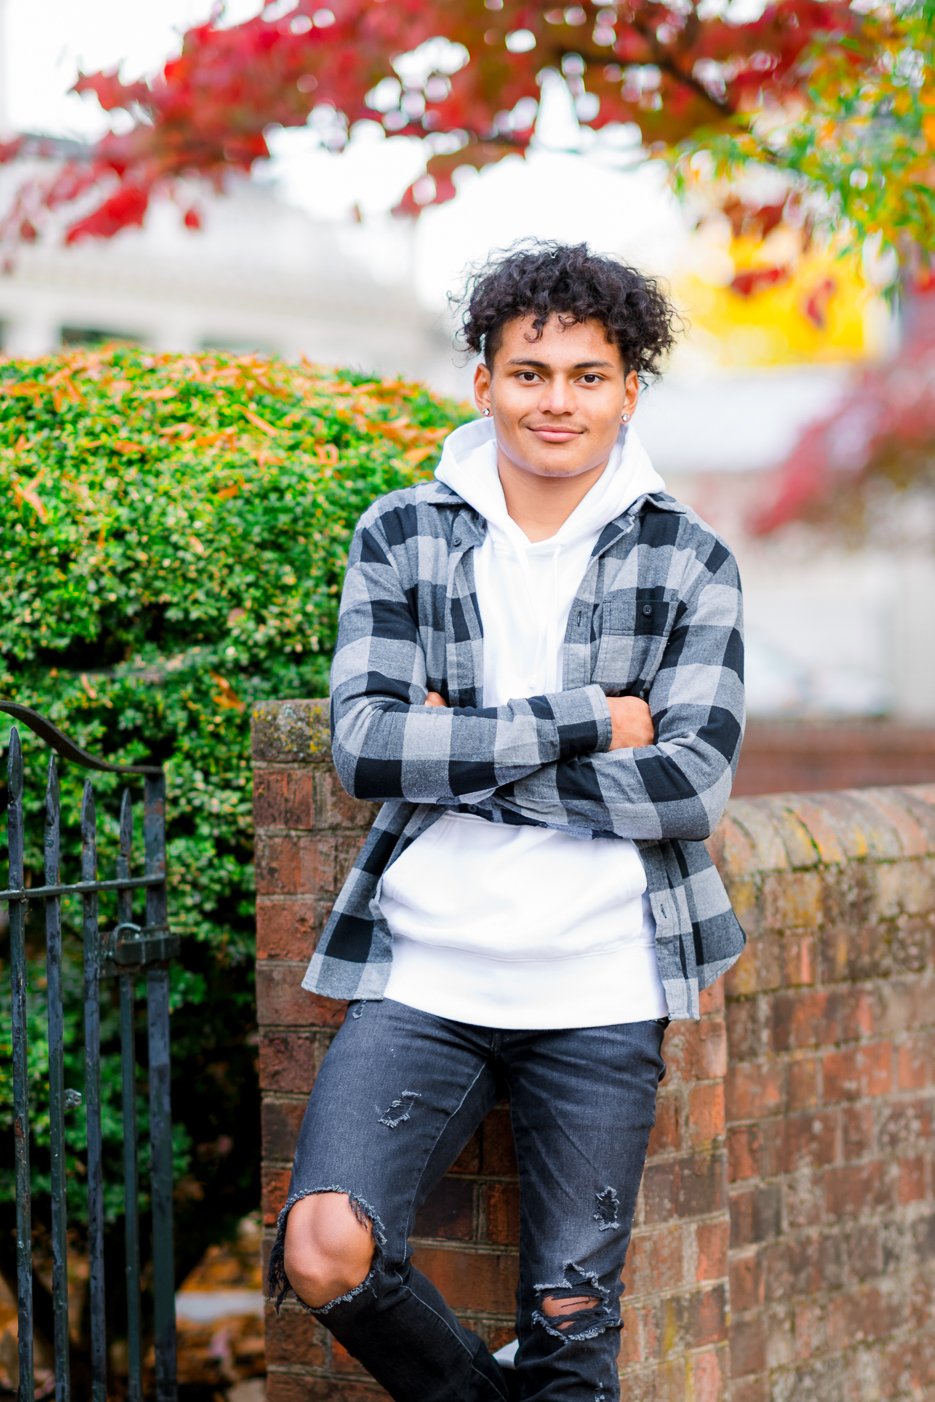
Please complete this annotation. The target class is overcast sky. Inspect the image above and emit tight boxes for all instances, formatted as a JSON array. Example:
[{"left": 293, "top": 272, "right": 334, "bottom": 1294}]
[{"left": 2, "top": 0, "right": 259, "bottom": 137}]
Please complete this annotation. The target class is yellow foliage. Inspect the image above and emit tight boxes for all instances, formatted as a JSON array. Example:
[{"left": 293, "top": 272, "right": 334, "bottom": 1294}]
[{"left": 674, "top": 235, "right": 887, "bottom": 370}]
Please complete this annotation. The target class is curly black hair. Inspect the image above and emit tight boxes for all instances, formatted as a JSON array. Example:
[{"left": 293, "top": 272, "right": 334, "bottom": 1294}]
[{"left": 454, "top": 239, "right": 680, "bottom": 384}]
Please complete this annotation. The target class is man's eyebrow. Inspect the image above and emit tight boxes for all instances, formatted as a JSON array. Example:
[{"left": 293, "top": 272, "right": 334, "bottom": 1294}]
[{"left": 504, "top": 357, "right": 617, "bottom": 370}]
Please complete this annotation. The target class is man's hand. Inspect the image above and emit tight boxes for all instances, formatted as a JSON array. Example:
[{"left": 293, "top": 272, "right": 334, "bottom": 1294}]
[
  {"left": 425, "top": 690, "right": 653, "bottom": 750},
  {"left": 606, "top": 696, "right": 654, "bottom": 750}
]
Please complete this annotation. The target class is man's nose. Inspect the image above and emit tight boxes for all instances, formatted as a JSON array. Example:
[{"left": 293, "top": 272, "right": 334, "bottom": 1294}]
[{"left": 539, "top": 377, "right": 575, "bottom": 414}]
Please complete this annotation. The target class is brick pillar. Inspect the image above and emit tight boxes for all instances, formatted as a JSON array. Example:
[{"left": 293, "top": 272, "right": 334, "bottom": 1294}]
[{"left": 253, "top": 700, "right": 375, "bottom": 1401}]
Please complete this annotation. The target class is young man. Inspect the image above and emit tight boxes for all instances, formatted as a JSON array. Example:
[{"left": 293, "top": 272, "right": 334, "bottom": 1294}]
[{"left": 269, "top": 241, "right": 746, "bottom": 1401}]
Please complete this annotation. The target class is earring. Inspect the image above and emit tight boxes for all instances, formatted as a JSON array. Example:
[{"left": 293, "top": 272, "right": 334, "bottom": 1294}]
[
  {"left": 621, "top": 413, "right": 630, "bottom": 422},
  {"left": 483, "top": 407, "right": 490, "bottom": 416}
]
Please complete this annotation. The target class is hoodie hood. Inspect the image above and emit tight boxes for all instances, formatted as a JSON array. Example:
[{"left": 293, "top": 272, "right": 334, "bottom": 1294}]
[{"left": 434, "top": 415, "right": 665, "bottom": 546}]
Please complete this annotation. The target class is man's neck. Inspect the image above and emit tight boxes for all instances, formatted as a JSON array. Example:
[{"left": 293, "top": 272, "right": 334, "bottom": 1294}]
[{"left": 497, "top": 456, "right": 610, "bottom": 542}]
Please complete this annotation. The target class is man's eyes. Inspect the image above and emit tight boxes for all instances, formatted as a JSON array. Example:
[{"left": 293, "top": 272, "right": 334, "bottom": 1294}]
[{"left": 513, "top": 372, "right": 605, "bottom": 384}]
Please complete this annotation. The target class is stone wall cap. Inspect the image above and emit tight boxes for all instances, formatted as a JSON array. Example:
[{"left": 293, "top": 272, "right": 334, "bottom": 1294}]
[
  {"left": 251, "top": 698, "right": 330, "bottom": 764},
  {"left": 721, "top": 784, "right": 935, "bottom": 868}
]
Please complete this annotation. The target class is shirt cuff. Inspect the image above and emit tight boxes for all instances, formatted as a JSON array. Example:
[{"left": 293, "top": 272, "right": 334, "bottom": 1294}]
[{"left": 546, "top": 684, "right": 612, "bottom": 760}]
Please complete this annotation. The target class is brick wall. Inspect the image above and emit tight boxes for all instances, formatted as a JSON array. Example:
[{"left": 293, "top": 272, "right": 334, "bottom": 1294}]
[
  {"left": 734, "top": 720, "right": 935, "bottom": 799},
  {"left": 253, "top": 700, "right": 935, "bottom": 1401}
]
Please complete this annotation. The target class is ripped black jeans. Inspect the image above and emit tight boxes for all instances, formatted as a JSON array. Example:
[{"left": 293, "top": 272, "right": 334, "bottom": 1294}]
[{"left": 269, "top": 998, "right": 667, "bottom": 1402}]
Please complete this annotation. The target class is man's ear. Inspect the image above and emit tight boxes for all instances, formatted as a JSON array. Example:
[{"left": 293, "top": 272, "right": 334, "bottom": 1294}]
[
  {"left": 623, "top": 369, "right": 640, "bottom": 420},
  {"left": 473, "top": 362, "right": 492, "bottom": 416}
]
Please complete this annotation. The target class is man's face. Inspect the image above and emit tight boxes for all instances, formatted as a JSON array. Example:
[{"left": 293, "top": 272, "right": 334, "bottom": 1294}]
[{"left": 474, "top": 314, "right": 639, "bottom": 485}]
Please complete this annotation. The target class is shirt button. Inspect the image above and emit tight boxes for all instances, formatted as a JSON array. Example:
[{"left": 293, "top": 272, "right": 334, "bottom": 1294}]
[
  {"left": 453, "top": 536, "right": 462, "bottom": 547},
  {"left": 642, "top": 603, "right": 653, "bottom": 617}
]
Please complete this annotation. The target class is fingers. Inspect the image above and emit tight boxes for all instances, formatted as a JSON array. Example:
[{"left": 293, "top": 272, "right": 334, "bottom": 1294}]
[{"left": 424, "top": 691, "right": 447, "bottom": 708}]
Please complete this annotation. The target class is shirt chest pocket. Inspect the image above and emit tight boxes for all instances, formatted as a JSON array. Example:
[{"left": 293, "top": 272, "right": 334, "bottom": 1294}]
[{"left": 592, "top": 588, "right": 677, "bottom": 695}]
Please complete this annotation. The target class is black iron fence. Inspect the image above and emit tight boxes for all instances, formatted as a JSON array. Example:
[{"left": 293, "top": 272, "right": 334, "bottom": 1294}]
[{"left": 1, "top": 702, "right": 178, "bottom": 1402}]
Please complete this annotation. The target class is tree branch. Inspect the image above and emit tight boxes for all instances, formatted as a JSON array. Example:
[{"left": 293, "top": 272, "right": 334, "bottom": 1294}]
[
  {"left": 547, "top": 28, "right": 735, "bottom": 121},
  {"left": 631, "top": 18, "right": 736, "bottom": 117}
]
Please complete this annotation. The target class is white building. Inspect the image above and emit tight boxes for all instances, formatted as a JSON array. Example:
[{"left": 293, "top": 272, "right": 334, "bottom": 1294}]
[{"left": 0, "top": 157, "right": 450, "bottom": 379}]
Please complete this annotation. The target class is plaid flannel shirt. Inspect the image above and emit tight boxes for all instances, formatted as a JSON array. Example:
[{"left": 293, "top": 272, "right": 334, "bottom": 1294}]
[{"left": 302, "top": 477, "right": 746, "bottom": 1020}]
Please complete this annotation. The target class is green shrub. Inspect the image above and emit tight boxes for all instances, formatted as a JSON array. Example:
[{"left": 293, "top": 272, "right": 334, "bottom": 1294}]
[{"left": 0, "top": 346, "right": 468, "bottom": 1349}]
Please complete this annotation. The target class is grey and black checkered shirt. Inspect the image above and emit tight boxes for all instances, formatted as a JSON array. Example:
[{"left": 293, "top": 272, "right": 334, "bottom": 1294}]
[{"left": 302, "top": 477, "right": 746, "bottom": 1020}]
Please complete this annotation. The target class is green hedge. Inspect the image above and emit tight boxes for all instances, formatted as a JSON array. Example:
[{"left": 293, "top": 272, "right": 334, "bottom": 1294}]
[{"left": 0, "top": 346, "right": 467, "bottom": 1337}]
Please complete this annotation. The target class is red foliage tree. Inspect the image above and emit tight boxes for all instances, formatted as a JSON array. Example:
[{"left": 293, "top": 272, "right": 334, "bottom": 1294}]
[{"left": 0, "top": 0, "right": 927, "bottom": 269}]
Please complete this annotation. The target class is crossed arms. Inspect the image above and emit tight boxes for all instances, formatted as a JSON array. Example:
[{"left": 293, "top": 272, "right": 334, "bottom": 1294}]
[{"left": 330, "top": 512, "right": 744, "bottom": 843}]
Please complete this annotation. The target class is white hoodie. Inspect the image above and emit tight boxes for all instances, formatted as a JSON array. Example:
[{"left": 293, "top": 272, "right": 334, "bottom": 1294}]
[{"left": 379, "top": 418, "right": 670, "bottom": 1028}]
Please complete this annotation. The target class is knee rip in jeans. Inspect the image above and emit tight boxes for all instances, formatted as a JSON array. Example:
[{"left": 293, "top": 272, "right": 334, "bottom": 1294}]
[
  {"left": 267, "top": 1186, "right": 386, "bottom": 1316},
  {"left": 533, "top": 1264, "right": 619, "bottom": 1342}
]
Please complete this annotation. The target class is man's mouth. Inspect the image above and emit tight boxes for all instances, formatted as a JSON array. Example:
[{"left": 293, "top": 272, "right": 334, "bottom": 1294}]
[{"left": 527, "top": 425, "right": 583, "bottom": 442}]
